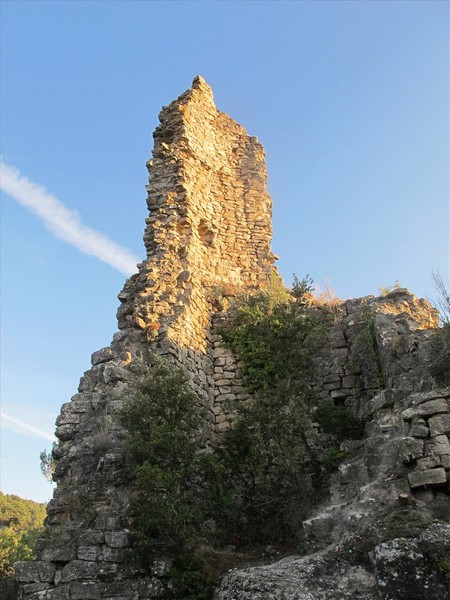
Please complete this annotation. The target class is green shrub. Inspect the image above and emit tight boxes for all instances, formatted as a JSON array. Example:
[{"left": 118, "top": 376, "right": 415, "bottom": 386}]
[
  {"left": 212, "top": 391, "right": 317, "bottom": 546},
  {"left": 121, "top": 361, "right": 203, "bottom": 567},
  {"left": 320, "top": 447, "right": 348, "bottom": 472},
  {"left": 437, "top": 556, "right": 450, "bottom": 573},
  {"left": 220, "top": 276, "right": 330, "bottom": 397},
  {"left": 351, "top": 306, "right": 384, "bottom": 388},
  {"left": 212, "top": 277, "right": 333, "bottom": 546}
]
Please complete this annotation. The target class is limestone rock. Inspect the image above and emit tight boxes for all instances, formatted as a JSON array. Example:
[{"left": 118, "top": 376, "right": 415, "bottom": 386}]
[{"left": 408, "top": 467, "right": 447, "bottom": 488}]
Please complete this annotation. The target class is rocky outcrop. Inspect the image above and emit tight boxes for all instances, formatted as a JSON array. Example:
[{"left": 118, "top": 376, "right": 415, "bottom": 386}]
[
  {"left": 216, "top": 524, "right": 450, "bottom": 600},
  {"left": 15, "top": 78, "right": 450, "bottom": 599}
]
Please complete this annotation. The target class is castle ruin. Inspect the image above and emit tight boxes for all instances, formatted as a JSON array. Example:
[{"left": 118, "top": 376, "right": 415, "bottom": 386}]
[{"left": 15, "top": 77, "right": 450, "bottom": 600}]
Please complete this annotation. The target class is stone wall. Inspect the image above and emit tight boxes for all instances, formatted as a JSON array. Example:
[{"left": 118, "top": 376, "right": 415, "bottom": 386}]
[
  {"left": 14, "top": 78, "right": 450, "bottom": 599},
  {"left": 312, "top": 289, "right": 442, "bottom": 408},
  {"left": 117, "top": 75, "right": 277, "bottom": 414},
  {"left": 14, "top": 76, "right": 279, "bottom": 599}
]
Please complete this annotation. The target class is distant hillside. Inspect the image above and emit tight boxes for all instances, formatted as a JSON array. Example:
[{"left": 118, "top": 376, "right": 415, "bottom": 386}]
[{"left": 0, "top": 492, "right": 46, "bottom": 597}]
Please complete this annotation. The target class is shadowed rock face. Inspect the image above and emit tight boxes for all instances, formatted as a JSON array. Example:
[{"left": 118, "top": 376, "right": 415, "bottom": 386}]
[{"left": 15, "top": 78, "right": 450, "bottom": 600}]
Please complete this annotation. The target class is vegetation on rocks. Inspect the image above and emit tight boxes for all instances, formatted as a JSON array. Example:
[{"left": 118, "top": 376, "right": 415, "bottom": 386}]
[
  {"left": 212, "top": 277, "right": 330, "bottom": 543},
  {"left": 219, "top": 274, "right": 328, "bottom": 396},
  {"left": 120, "top": 360, "right": 216, "bottom": 598},
  {"left": 120, "top": 277, "right": 365, "bottom": 597}
]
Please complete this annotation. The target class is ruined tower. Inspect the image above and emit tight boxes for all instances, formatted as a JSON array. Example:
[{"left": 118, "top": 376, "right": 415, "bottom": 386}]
[{"left": 15, "top": 76, "right": 280, "bottom": 599}]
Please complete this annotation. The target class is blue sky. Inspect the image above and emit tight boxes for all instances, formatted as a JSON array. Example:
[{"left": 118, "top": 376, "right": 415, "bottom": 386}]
[{"left": 1, "top": 0, "right": 448, "bottom": 503}]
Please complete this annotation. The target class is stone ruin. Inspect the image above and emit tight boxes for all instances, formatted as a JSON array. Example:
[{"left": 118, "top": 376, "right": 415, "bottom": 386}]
[{"left": 15, "top": 77, "right": 450, "bottom": 599}]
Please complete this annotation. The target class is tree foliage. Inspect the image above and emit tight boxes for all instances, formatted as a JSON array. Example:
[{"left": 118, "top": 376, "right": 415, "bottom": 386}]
[
  {"left": 120, "top": 360, "right": 215, "bottom": 598},
  {"left": 40, "top": 443, "right": 57, "bottom": 483},
  {"left": 0, "top": 492, "right": 46, "bottom": 589},
  {"left": 219, "top": 275, "right": 329, "bottom": 397}
]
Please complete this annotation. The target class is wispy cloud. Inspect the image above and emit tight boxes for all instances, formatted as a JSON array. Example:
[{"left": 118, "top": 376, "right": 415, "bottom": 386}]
[
  {"left": 1, "top": 412, "right": 55, "bottom": 442},
  {"left": 0, "top": 159, "right": 139, "bottom": 276}
]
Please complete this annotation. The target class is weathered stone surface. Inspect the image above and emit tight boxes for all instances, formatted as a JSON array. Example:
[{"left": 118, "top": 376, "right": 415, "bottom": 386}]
[
  {"left": 215, "top": 552, "right": 378, "bottom": 600},
  {"left": 408, "top": 467, "right": 447, "bottom": 488},
  {"left": 428, "top": 413, "right": 450, "bottom": 437},
  {"left": 410, "top": 423, "right": 429, "bottom": 438},
  {"left": 105, "top": 531, "right": 130, "bottom": 548},
  {"left": 402, "top": 399, "right": 449, "bottom": 421},
  {"left": 400, "top": 437, "right": 424, "bottom": 463},
  {"left": 14, "top": 561, "right": 55, "bottom": 583},
  {"left": 425, "top": 434, "right": 450, "bottom": 456},
  {"left": 409, "top": 387, "right": 450, "bottom": 405},
  {"left": 77, "top": 546, "right": 99, "bottom": 561},
  {"left": 91, "top": 347, "right": 114, "bottom": 366},
  {"left": 373, "top": 538, "right": 434, "bottom": 600},
  {"left": 61, "top": 561, "right": 99, "bottom": 582},
  {"left": 69, "top": 581, "right": 100, "bottom": 599}
]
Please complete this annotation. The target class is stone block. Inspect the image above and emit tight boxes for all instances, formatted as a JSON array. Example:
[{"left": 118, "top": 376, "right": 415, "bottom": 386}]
[
  {"left": 44, "top": 585, "right": 71, "bottom": 599},
  {"left": 408, "top": 467, "right": 447, "bottom": 489},
  {"left": 410, "top": 388, "right": 450, "bottom": 405},
  {"left": 61, "top": 560, "right": 98, "bottom": 582},
  {"left": 373, "top": 538, "right": 428, "bottom": 599},
  {"left": 401, "top": 437, "right": 424, "bottom": 463},
  {"left": 55, "top": 423, "right": 77, "bottom": 441},
  {"left": 441, "top": 454, "right": 450, "bottom": 469},
  {"left": 78, "top": 532, "right": 105, "bottom": 546},
  {"left": 402, "top": 399, "right": 449, "bottom": 421},
  {"left": 222, "top": 371, "right": 236, "bottom": 379},
  {"left": 410, "top": 424, "right": 429, "bottom": 438},
  {"left": 216, "top": 421, "right": 231, "bottom": 432},
  {"left": 97, "top": 561, "right": 118, "bottom": 582},
  {"left": 103, "top": 366, "right": 131, "bottom": 384},
  {"left": 323, "top": 374, "right": 341, "bottom": 384},
  {"left": 323, "top": 382, "right": 341, "bottom": 390},
  {"left": 213, "top": 347, "right": 228, "bottom": 358},
  {"left": 330, "top": 389, "right": 349, "bottom": 400},
  {"left": 428, "top": 413, "right": 450, "bottom": 437},
  {"left": 98, "top": 581, "right": 136, "bottom": 598},
  {"left": 91, "top": 347, "right": 114, "bottom": 366},
  {"left": 416, "top": 455, "right": 441, "bottom": 470},
  {"left": 105, "top": 531, "right": 130, "bottom": 548},
  {"left": 77, "top": 545, "right": 99, "bottom": 561},
  {"left": 101, "top": 547, "right": 127, "bottom": 562},
  {"left": 425, "top": 435, "right": 450, "bottom": 456},
  {"left": 69, "top": 581, "right": 100, "bottom": 599},
  {"left": 14, "top": 561, "right": 56, "bottom": 583},
  {"left": 342, "top": 375, "right": 357, "bottom": 388},
  {"left": 22, "top": 583, "right": 52, "bottom": 595}
]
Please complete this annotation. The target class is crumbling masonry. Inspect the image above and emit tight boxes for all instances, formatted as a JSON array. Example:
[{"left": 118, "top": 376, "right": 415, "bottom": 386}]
[{"left": 15, "top": 77, "right": 450, "bottom": 600}]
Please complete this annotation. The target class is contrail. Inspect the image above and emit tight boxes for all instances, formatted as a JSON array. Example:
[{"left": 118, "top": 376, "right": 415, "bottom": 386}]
[
  {"left": 0, "top": 159, "right": 139, "bottom": 276},
  {"left": 1, "top": 412, "right": 55, "bottom": 442}
]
